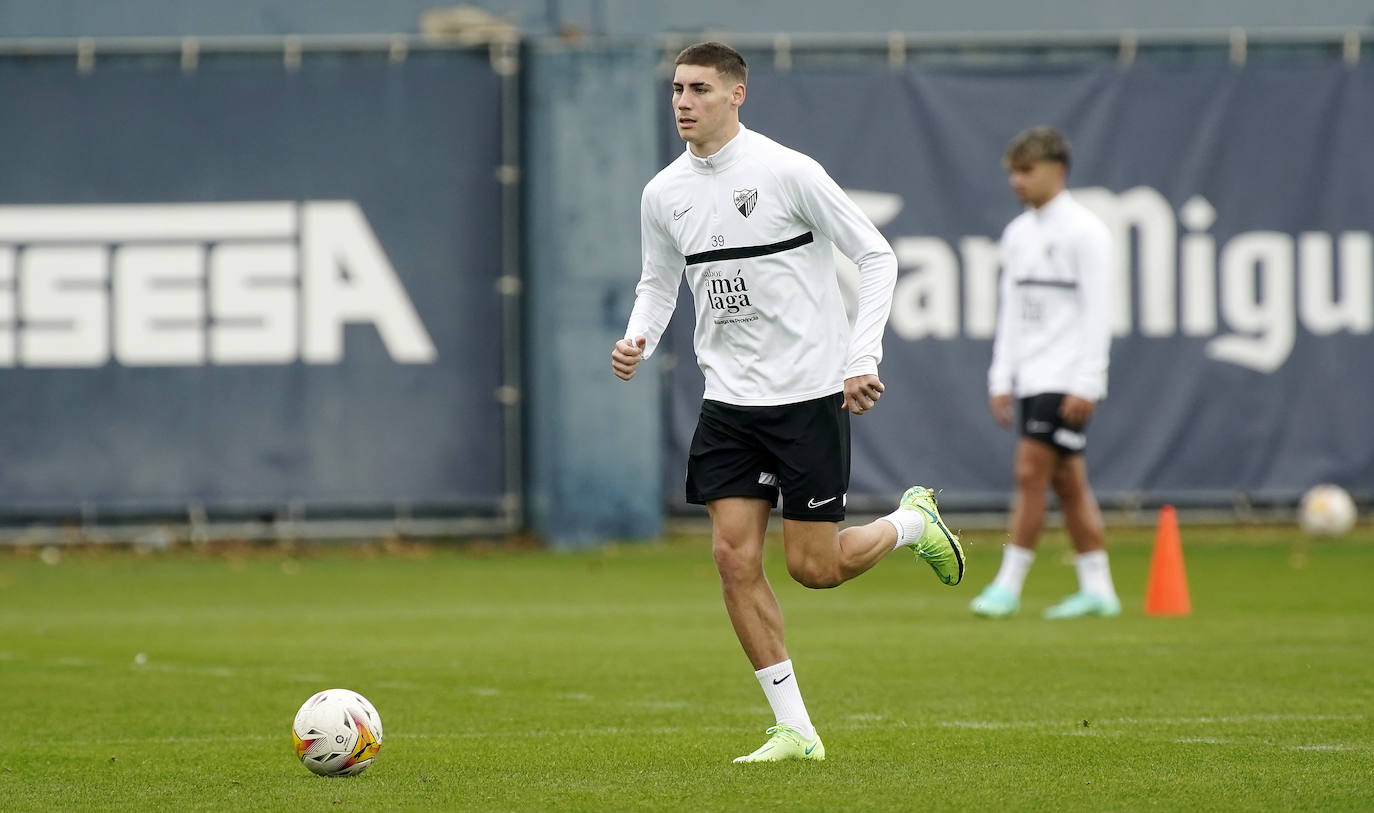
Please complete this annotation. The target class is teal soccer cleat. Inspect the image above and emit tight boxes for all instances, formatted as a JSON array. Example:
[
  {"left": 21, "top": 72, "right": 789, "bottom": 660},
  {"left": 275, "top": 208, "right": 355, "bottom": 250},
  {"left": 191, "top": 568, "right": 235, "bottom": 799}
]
[
  {"left": 732, "top": 725, "right": 826, "bottom": 763},
  {"left": 970, "top": 583, "right": 1020, "bottom": 618},
  {"left": 898, "top": 486, "right": 965, "bottom": 585},
  {"left": 1043, "top": 591, "right": 1122, "bottom": 619}
]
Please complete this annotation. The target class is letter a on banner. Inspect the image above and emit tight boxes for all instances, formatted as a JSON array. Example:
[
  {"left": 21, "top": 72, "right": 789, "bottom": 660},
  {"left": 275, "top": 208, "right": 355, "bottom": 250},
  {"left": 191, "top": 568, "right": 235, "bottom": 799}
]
[{"left": 300, "top": 201, "right": 438, "bottom": 364}]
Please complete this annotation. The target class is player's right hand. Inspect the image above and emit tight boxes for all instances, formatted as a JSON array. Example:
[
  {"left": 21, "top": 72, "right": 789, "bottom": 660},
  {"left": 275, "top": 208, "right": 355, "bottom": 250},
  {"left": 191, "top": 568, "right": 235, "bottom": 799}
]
[
  {"left": 989, "top": 393, "right": 1014, "bottom": 428},
  {"left": 611, "top": 337, "right": 647, "bottom": 380}
]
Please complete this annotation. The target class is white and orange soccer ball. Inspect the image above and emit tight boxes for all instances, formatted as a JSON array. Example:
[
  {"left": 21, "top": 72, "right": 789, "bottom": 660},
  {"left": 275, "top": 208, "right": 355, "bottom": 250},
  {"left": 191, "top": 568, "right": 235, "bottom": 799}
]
[
  {"left": 1298, "top": 484, "right": 1358, "bottom": 537},
  {"left": 291, "top": 689, "right": 384, "bottom": 776}
]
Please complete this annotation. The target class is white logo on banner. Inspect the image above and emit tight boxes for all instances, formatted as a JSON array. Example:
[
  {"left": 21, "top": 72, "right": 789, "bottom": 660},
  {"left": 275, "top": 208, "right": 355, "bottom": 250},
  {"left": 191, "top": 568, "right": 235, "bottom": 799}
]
[
  {"left": 837, "top": 188, "right": 1373, "bottom": 374},
  {"left": 0, "top": 201, "right": 437, "bottom": 367}
]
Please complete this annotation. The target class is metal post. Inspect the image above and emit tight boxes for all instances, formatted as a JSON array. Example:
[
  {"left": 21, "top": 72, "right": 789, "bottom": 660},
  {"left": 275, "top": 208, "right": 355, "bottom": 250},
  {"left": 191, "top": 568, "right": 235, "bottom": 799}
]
[
  {"left": 283, "top": 34, "right": 302, "bottom": 71},
  {"left": 76, "top": 37, "right": 95, "bottom": 73},
  {"left": 1118, "top": 30, "right": 1138, "bottom": 66},
  {"left": 493, "top": 36, "right": 525, "bottom": 532},
  {"left": 887, "top": 31, "right": 906, "bottom": 68},
  {"left": 773, "top": 33, "right": 791, "bottom": 71},
  {"left": 181, "top": 37, "right": 199, "bottom": 71},
  {"left": 1343, "top": 30, "right": 1361, "bottom": 65},
  {"left": 1229, "top": 27, "right": 1247, "bottom": 67}
]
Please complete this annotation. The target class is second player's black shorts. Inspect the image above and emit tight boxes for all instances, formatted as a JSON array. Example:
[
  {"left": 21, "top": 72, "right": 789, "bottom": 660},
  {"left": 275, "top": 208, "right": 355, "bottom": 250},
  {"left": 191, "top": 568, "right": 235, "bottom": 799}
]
[
  {"left": 1019, "top": 392, "right": 1090, "bottom": 455},
  {"left": 685, "top": 392, "right": 850, "bottom": 522}
]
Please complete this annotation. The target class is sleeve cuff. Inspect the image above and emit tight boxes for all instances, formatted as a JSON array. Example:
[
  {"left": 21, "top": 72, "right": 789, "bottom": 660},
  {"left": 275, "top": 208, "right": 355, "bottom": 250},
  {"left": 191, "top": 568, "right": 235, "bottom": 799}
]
[{"left": 844, "top": 357, "right": 879, "bottom": 379}]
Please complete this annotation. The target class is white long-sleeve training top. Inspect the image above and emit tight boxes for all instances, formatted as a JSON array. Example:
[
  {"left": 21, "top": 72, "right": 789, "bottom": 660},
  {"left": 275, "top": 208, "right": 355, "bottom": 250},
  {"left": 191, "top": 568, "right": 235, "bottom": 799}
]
[
  {"left": 625, "top": 124, "right": 897, "bottom": 407},
  {"left": 988, "top": 190, "right": 1113, "bottom": 401}
]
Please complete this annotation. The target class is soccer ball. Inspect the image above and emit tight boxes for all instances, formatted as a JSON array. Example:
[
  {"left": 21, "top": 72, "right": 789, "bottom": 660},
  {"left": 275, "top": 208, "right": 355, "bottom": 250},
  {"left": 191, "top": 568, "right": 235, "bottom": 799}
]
[
  {"left": 1298, "top": 484, "right": 1357, "bottom": 537},
  {"left": 291, "top": 689, "right": 384, "bottom": 776}
]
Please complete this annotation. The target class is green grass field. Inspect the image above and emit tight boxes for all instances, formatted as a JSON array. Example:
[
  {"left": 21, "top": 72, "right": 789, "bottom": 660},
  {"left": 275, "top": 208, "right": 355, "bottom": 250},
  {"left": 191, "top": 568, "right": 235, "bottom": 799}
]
[{"left": 4, "top": 523, "right": 1372, "bottom": 811}]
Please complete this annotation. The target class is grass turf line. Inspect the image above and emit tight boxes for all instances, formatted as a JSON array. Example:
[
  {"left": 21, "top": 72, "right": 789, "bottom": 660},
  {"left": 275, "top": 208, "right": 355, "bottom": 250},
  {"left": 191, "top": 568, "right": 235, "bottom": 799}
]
[{"left": 2, "top": 525, "right": 1371, "bottom": 811}]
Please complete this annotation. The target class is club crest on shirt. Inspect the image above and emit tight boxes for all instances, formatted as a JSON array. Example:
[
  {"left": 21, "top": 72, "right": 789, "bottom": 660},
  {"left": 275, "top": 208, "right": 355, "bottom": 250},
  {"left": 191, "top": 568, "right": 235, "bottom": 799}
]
[{"left": 733, "top": 188, "right": 758, "bottom": 218}]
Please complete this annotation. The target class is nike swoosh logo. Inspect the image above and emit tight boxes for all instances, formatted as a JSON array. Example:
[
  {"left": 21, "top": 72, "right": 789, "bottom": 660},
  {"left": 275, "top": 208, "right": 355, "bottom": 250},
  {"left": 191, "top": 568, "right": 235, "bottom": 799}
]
[
  {"left": 805, "top": 743, "right": 818, "bottom": 755},
  {"left": 673, "top": 207, "right": 692, "bottom": 220},
  {"left": 772, "top": 674, "right": 792, "bottom": 685},
  {"left": 807, "top": 497, "right": 837, "bottom": 509}
]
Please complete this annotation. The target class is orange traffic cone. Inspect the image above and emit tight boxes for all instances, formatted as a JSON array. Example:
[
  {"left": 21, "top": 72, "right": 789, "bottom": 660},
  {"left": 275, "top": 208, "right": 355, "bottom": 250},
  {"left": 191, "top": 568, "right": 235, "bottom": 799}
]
[{"left": 1144, "top": 504, "right": 1192, "bottom": 616}]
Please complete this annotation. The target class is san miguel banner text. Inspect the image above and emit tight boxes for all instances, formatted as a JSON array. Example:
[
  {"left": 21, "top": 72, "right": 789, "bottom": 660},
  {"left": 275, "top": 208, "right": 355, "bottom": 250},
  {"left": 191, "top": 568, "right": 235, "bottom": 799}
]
[{"left": 664, "top": 62, "right": 1374, "bottom": 506}]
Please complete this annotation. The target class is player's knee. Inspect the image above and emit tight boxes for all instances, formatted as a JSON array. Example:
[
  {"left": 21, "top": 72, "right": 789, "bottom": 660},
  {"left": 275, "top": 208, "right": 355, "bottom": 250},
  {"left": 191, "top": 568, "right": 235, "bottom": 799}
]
[
  {"left": 1052, "top": 464, "right": 1089, "bottom": 500},
  {"left": 1015, "top": 460, "right": 1050, "bottom": 490},
  {"left": 711, "top": 538, "right": 761, "bottom": 582},
  {"left": 786, "top": 558, "right": 842, "bottom": 589}
]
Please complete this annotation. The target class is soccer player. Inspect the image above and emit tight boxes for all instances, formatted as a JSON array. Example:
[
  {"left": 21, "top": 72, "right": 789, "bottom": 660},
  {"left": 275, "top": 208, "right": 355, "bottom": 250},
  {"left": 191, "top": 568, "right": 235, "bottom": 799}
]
[
  {"left": 971, "top": 126, "right": 1120, "bottom": 620},
  {"left": 610, "top": 41, "right": 964, "bottom": 763}
]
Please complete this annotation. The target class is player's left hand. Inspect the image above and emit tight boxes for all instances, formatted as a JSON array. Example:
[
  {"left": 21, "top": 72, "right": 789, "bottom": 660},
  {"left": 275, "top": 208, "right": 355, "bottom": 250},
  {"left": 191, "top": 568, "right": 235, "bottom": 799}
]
[
  {"left": 1060, "top": 394, "right": 1096, "bottom": 428},
  {"left": 844, "top": 374, "right": 884, "bottom": 415}
]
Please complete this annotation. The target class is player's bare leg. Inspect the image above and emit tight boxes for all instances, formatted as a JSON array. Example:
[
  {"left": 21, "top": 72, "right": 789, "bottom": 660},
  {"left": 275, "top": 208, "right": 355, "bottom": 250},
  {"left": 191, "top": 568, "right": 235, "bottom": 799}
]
[
  {"left": 710, "top": 497, "right": 825, "bottom": 762},
  {"left": 1044, "top": 455, "right": 1119, "bottom": 618},
  {"left": 780, "top": 518, "right": 895, "bottom": 589},
  {"left": 709, "top": 497, "right": 784, "bottom": 669},
  {"left": 1010, "top": 438, "right": 1057, "bottom": 551},
  {"left": 972, "top": 438, "right": 1054, "bottom": 617},
  {"left": 1053, "top": 455, "right": 1104, "bottom": 553},
  {"left": 781, "top": 490, "right": 963, "bottom": 591}
]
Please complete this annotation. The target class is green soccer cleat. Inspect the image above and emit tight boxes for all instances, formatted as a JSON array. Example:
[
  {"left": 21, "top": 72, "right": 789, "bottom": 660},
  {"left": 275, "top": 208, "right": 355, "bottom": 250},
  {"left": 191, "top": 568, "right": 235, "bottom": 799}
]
[
  {"left": 970, "top": 583, "right": 1020, "bottom": 618},
  {"left": 898, "top": 486, "right": 965, "bottom": 586},
  {"left": 1043, "top": 591, "right": 1122, "bottom": 619},
  {"left": 731, "top": 725, "right": 826, "bottom": 763}
]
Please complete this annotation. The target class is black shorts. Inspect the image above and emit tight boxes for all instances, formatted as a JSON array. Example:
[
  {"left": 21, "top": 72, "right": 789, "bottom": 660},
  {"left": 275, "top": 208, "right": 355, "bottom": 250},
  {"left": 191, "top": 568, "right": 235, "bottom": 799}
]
[
  {"left": 685, "top": 393, "right": 850, "bottom": 522},
  {"left": 1019, "top": 392, "right": 1089, "bottom": 455}
]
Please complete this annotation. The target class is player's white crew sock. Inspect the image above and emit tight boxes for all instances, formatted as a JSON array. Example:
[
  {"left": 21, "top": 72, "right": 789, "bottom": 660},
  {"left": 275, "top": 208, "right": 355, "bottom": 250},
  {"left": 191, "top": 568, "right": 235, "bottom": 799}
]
[
  {"left": 881, "top": 509, "right": 925, "bottom": 549},
  {"left": 1075, "top": 550, "right": 1118, "bottom": 599},
  {"left": 755, "top": 659, "right": 816, "bottom": 739},
  {"left": 991, "top": 543, "right": 1036, "bottom": 597}
]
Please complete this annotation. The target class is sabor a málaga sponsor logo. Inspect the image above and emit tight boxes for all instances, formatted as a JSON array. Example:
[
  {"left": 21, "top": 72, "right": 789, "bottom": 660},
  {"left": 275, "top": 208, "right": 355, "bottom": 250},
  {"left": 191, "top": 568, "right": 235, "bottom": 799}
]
[
  {"left": 0, "top": 201, "right": 437, "bottom": 367},
  {"left": 836, "top": 188, "right": 1372, "bottom": 373},
  {"left": 703, "top": 267, "right": 757, "bottom": 324}
]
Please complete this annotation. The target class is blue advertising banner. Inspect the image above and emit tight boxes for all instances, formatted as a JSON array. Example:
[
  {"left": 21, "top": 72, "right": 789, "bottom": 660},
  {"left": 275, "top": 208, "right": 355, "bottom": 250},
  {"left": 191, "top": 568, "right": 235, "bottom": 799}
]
[
  {"left": 662, "top": 62, "right": 1374, "bottom": 508},
  {"left": 0, "top": 52, "right": 505, "bottom": 514}
]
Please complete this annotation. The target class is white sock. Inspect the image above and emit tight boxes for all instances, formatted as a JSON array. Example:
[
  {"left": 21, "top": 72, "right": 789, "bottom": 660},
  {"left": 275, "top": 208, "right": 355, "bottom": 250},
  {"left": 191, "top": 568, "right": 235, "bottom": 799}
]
[
  {"left": 755, "top": 659, "right": 815, "bottom": 739},
  {"left": 881, "top": 508, "right": 925, "bottom": 549},
  {"left": 991, "top": 544, "right": 1036, "bottom": 597},
  {"left": 1075, "top": 550, "right": 1117, "bottom": 599}
]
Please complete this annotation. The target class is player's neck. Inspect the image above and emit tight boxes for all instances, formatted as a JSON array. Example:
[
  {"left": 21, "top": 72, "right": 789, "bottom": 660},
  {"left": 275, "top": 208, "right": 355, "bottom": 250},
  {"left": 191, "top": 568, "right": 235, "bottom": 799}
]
[
  {"left": 688, "top": 120, "right": 742, "bottom": 159},
  {"left": 1030, "top": 187, "right": 1065, "bottom": 209}
]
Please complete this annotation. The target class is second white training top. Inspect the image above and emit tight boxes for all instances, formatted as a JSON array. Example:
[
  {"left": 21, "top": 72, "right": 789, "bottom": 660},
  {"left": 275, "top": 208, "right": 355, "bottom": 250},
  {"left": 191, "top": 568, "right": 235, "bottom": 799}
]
[
  {"left": 988, "top": 190, "right": 1113, "bottom": 401},
  {"left": 625, "top": 125, "right": 897, "bottom": 407}
]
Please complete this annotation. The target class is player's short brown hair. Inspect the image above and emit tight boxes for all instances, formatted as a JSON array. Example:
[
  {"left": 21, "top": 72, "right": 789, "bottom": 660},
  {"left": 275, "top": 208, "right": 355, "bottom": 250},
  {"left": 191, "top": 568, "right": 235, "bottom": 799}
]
[
  {"left": 674, "top": 41, "right": 748, "bottom": 86},
  {"left": 1004, "top": 126, "right": 1072, "bottom": 172}
]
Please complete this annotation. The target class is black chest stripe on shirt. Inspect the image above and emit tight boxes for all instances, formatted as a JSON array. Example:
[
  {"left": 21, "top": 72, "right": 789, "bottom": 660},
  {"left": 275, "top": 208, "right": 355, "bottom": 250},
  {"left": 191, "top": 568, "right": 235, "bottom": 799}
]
[{"left": 684, "top": 231, "right": 814, "bottom": 267}]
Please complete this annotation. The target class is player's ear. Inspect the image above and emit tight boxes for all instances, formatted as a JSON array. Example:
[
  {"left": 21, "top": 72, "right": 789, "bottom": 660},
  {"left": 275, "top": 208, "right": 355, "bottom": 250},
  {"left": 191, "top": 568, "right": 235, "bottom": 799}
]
[{"left": 732, "top": 82, "right": 746, "bottom": 109}]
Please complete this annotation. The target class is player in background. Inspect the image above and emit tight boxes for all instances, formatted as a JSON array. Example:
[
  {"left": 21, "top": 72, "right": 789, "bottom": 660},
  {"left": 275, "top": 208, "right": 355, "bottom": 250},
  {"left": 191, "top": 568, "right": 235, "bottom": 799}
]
[
  {"left": 610, "top": 41, "right": 963, "bottom": 763},
  {"left": 971, "top": 126, "right": 1119, "bottom": 620}
]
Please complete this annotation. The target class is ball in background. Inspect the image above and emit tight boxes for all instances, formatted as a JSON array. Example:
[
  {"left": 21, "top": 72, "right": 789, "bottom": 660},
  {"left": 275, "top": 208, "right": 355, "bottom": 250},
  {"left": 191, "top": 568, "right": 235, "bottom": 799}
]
[
  {"left": 1298, "top": 484, "right": 1358, "bottom": 537},
  {"left": 291, "top": 689, "right": 384, "bottom": 777}
]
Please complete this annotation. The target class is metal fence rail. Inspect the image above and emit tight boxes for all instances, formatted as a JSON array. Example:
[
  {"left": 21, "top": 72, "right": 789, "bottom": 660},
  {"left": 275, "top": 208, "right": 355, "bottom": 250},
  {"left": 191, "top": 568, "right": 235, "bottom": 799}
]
[
  {"left": 3, "top": 26, "right": 1367, "bottom": 62},
  {"left": 654, "top": 26, "right": 1371, "bottom": 68}
]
